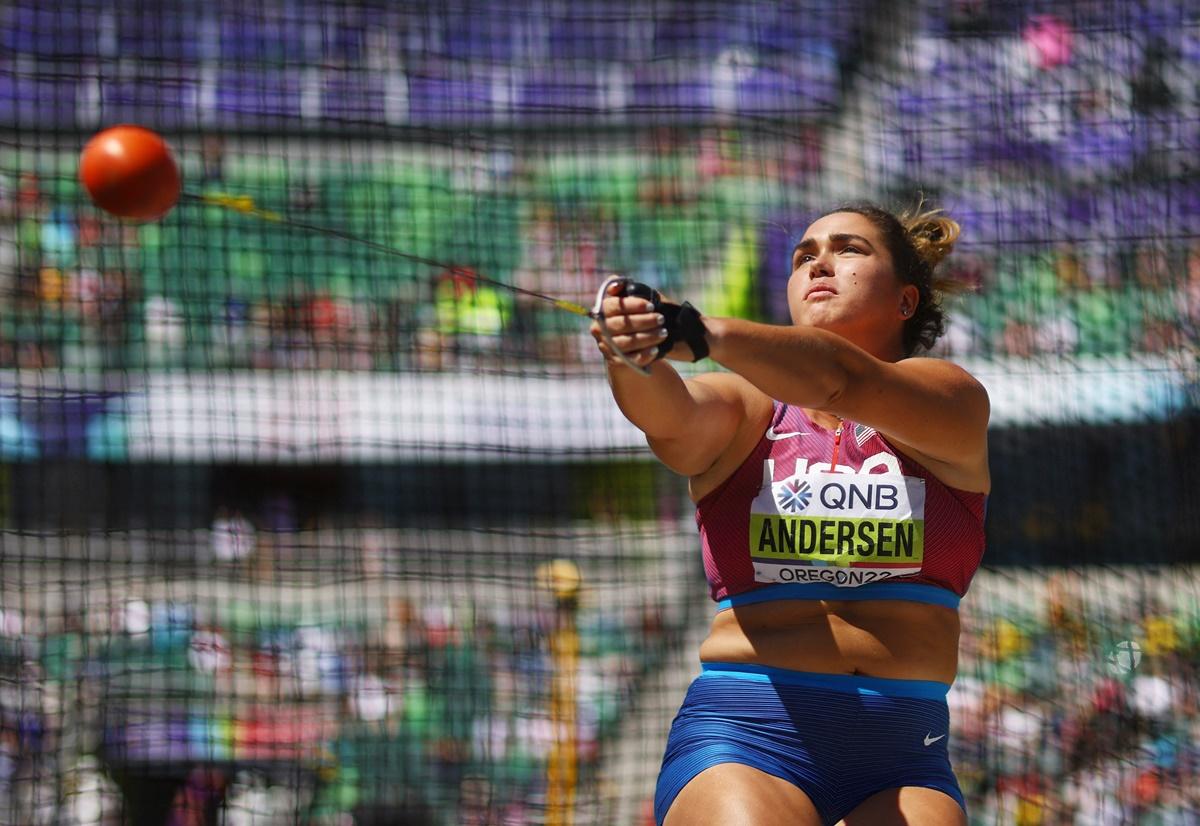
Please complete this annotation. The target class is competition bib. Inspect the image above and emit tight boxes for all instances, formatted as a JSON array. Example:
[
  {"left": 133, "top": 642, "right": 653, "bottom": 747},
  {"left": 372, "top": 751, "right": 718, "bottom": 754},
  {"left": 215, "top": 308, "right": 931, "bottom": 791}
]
[{"left": 749, "top": 468, "right": 925, "bottom": 587}]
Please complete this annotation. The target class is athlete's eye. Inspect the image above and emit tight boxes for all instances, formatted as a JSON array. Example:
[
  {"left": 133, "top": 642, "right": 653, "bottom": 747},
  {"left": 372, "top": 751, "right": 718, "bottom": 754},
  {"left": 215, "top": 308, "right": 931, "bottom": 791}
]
[{"left": 840, "top": 245, "right": 862, "bottom": 254}]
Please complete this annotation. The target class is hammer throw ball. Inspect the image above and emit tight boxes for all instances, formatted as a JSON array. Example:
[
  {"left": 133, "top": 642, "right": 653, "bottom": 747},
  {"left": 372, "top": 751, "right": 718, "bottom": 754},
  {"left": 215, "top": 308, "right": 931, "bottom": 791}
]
[{"left": 79, "top": 125, "right": 182, "bottom": 221}]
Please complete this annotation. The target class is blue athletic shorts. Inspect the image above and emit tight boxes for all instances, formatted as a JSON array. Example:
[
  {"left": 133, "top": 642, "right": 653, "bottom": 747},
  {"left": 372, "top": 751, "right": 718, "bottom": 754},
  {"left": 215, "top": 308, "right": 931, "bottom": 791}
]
[{"left": 654, "top": 662, "right": 966, "bottom": 826}]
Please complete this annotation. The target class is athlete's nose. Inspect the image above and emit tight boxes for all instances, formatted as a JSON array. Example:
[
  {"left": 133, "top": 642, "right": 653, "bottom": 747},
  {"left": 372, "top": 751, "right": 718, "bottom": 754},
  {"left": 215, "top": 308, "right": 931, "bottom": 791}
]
[{"left": 808, "top": 249, "right": 834, "bottom": 279}]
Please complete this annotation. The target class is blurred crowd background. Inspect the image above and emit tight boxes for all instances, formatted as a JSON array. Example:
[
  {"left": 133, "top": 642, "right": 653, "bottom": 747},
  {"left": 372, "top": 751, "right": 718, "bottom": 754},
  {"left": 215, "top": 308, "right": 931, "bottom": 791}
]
[{"left": 0, "top": 0, "right": 1198, "bottom": 824}]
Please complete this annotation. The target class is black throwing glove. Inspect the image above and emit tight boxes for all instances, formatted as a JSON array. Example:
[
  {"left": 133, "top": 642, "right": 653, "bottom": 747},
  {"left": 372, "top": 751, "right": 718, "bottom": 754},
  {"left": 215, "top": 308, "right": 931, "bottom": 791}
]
[{"left": 617, "top": 280, "right": 709, "bottom": 362}]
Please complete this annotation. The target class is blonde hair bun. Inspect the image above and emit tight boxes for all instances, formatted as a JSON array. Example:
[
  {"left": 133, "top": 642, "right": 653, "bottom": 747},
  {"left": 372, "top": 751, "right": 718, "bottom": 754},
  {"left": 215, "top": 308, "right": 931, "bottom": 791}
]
[{"left": 900, "top": 208, "right": 960, "bottom": 270}]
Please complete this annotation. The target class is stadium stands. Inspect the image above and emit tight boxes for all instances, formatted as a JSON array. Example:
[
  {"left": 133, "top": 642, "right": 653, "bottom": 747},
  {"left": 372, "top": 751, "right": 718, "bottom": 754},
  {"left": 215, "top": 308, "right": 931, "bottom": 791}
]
[
  {"left": 1, "top": 0, "right": 1198, "bottom": 823},
  {"left": 0, "top": 148, "right": 1196, "bottom": 373},
  {"left": 0, "top": 526, "right": 683, "bottom": 824},
  {"left": 5, "top": 562, "right": 1200, "bottom": 823}
]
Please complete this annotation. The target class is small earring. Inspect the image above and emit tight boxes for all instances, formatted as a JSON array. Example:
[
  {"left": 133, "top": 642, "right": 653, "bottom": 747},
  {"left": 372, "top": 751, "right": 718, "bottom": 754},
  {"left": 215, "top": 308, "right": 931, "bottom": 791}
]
[{"left": 901, "top": 306, "right": 910, "bottom": 317}]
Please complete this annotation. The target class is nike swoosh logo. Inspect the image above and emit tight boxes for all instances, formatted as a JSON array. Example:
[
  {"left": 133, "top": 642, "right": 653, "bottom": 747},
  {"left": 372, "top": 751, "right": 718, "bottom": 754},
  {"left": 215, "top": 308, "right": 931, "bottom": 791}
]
[
  {"left": 765, "top": 426, "right": 809, "bottom": 441},
  {"left": 924, "top": 733, "right": 946, "bottom": 746}
]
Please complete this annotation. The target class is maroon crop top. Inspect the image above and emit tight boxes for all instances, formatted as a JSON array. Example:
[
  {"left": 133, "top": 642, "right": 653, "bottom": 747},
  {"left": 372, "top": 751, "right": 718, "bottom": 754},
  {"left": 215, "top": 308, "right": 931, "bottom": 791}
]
[{"left": 696, "top": 402, "right": 986, "bottom": 610}]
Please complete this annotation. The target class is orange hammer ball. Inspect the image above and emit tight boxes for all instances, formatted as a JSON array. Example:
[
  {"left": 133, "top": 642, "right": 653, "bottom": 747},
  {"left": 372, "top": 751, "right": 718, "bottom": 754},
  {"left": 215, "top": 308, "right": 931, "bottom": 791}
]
[{"left": 79, "top": 125, "right": 182, "bottom": 221}]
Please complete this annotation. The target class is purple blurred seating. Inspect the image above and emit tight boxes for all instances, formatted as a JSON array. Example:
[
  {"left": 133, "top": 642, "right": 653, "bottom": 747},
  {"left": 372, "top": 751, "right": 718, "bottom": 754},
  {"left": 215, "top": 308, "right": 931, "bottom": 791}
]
[
  {"left": 219, "top": 17, "right": 310, "bottom": 64},
  {"left": 407, "top": 73, "right": 495, "bottom": 124},
  {"left": 321, "top": 73, "right": 386, "bottom": 123},
  {"left": 1, "top": 3, "right": 99, "bottom": 58},
  {"left": 100, "top": 75, "right": 198, "bottom": 130},
  {"left": 1172, "top": 184, "right": 1200, "bottom": 235},
  {"left": 549, "top": 15, "right": 642, "bottom": 62},
  {"left": 751, "top": 5, "right": 861, "bottom": 55},
  {"left": 306, "top": 3, "right": 372, "bottom": 65},
  {"left": 442, "top": 13, "right": 528, "bottom": 62},
  {"left": 631, "top": 66, "right": 714, "bottom": 115},
  {"left": 736, "top": 64, "right": 836, "bottom": 112},
  {"left": 944, "top": 183, "right": 1200, "bottom": 248},
  {"left": 107, "top": 718, "right": 191, "bottom": 762},
  {"left": 916, "top": 0, "right": 1171, "bottom": 33},
  {"left": 974, "top": 136, "right": 1061, "bottom": 168},
  {"left": 516, "top": 69, "right": 607, "bottom": 116},
  {"left": 117, "top": 10, "right": 203, "bottom": 62},
  {"left": 1066, "top": 121, "right": 1139, "bottom": 176},
  {"left": 653, "top": 13, "right": 752, "bottom": 58},
  {"left": 213, "top": 70, "right": 302, "bottom": 123},
  {"left": 0, "top": 70, "right": 78, "bottom": 125}
]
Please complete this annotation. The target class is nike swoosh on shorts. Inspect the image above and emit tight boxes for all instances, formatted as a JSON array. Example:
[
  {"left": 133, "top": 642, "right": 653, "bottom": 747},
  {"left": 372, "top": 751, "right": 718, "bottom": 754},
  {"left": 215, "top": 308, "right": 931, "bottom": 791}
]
[{"left": 923, "top": 733, "right": 946, "bottom": 746}]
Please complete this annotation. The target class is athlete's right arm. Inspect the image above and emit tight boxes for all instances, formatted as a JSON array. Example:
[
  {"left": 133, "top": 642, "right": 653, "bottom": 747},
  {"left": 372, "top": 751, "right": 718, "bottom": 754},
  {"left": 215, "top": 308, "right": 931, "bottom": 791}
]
[{"left": 590, "top": 283, "right": 769, "bottom": 477}]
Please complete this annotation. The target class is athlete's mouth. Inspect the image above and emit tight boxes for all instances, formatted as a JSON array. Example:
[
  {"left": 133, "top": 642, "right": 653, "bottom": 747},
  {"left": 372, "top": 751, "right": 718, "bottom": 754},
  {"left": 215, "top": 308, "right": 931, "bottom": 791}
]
[{"left": 805, "top": 284, "right": 837, "bottom": 299}]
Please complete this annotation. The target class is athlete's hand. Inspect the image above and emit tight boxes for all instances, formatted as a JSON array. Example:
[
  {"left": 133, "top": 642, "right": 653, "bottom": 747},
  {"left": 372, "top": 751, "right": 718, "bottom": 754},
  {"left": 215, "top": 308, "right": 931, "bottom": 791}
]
[{"left": 590, "top": 280, "right": 669, "bottom": 369}]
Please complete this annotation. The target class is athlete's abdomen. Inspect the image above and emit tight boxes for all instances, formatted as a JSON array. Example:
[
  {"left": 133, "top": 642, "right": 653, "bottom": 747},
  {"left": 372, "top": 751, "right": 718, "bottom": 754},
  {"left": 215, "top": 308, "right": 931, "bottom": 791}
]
[{"left": 699, "top": 598, "right": 961, "bottom": 684}]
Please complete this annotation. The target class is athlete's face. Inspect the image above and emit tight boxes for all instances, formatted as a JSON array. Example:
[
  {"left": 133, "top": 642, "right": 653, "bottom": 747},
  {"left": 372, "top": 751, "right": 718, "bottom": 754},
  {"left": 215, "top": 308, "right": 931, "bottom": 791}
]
[{"left": 787, "top": 212, "right": 918, "bottom": 351}]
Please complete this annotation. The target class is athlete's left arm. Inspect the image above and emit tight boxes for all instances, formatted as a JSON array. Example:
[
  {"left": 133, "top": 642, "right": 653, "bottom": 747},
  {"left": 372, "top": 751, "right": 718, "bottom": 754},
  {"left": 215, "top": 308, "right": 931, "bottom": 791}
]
[{"left": 700, "top": 317, "right": 990, "bottom": 474}]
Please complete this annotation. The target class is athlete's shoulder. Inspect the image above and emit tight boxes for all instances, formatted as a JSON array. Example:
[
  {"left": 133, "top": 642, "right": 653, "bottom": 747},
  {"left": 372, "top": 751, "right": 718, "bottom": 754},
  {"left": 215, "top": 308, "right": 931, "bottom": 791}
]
[
  {"left": 897, "top": 356, "right": 985, "bottom": 387},
  {"left": 891, "top": 357, "right": 990, "bottom": 413},
  {"left": 878, "top": 357, "right": 990, "bottom": 492}
]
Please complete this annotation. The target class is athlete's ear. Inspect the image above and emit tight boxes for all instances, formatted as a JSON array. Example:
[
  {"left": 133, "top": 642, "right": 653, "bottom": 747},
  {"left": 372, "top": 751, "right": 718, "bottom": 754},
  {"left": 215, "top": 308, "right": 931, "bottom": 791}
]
[{"left": 899, "top": 284, "right": 919, "bottom": 318}]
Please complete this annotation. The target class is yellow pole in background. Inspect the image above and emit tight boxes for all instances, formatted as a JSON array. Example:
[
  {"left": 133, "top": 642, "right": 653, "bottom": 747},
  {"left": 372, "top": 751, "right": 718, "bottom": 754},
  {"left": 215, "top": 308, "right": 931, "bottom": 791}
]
[{"left": 539, "top": 559, "right": 582, "bottom": 826}]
